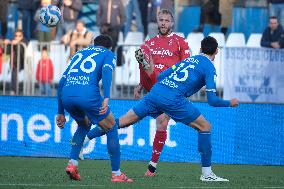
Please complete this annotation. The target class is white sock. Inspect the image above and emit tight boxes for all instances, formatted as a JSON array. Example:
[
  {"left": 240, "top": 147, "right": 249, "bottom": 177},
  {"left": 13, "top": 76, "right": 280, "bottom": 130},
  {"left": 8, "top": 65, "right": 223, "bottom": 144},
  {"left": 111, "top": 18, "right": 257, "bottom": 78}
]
[
  {"left": 112, "top": 169, "right": 121, "bottom": 176},
  {"left": 83, "top": 136, "right": 90, "bottom": 145},
  {"left": 149, "top": 161, "right": 157, "bottom": 168},
  {"left": 68, "top": 159, "right": 78, "bottom": 166},
  {"left": 202, "top": 166, "right": 212, "bottom": 176}
]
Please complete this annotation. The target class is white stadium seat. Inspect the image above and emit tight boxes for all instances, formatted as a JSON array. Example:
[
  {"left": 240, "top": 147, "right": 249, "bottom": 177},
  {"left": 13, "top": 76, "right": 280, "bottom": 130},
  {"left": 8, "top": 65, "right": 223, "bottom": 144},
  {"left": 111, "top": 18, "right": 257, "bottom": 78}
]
[
  {"left": 226, "top": 33, "right": 246, "bottom": 47},
  {"left": 124, "top": 32, "right": 144, "bottom": 45},
  {"left": 246, "top": 33, "right": 262, "bottom": 47},
  {"left": 186, "top": 32, "right": 204, "bottom": 56}
]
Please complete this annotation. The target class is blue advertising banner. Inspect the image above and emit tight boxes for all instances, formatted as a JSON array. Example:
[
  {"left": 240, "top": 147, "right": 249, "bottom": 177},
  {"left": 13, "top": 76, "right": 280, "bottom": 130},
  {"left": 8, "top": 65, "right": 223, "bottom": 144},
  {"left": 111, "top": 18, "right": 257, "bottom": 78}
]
[
  {"left": 223, "top": 47, "right": 284, "bottom": 103},
  {"left": 0, "top": 96, "right": 283, "bottom": 165}
]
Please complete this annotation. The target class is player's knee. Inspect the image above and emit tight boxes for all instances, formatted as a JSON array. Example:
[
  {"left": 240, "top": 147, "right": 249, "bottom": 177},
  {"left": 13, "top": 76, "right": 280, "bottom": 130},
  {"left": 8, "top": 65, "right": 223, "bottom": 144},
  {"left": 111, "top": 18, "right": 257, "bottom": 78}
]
[
  {"left": 77, "top": 117, "right": 91, "bottom": 127},
  {"left": 199, "top": 122, "right": 211, "bottom": 132},
  {"left": 156, "top": 115, "right": 170, "bottom": 131}
]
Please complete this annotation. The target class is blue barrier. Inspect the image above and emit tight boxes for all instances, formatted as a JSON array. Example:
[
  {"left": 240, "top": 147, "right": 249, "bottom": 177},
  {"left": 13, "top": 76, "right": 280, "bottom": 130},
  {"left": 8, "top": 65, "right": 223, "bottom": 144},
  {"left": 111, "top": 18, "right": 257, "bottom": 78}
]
[{"left": 0, "top": 96, "right": 283, "bottom": 165}]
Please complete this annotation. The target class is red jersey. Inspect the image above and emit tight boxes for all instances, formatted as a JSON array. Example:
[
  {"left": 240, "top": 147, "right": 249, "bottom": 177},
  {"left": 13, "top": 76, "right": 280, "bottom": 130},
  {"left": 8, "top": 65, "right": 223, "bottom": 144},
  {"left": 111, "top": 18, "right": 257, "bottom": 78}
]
[
  {"left": 139, "top": 33, "right": 190, "bottom": 91},
  {"left": 36, "top": 58, "right": 54, "bottom": 83}
]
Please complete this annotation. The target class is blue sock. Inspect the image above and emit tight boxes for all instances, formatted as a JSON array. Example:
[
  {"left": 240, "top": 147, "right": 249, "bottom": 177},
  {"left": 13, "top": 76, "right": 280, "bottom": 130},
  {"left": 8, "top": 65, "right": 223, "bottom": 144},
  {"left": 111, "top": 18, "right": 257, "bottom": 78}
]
[
  {"left": 198, "top": 131, "right": 212, "bottom": 167},
  {"left": 106, "top": 122, "right": 120, "bottom": 171},
  {"left": 87, "top": 125, "right": 107, "bottom": 140},
  {"left": 70, "top": 124, "right": 91, "bottom": 160}
]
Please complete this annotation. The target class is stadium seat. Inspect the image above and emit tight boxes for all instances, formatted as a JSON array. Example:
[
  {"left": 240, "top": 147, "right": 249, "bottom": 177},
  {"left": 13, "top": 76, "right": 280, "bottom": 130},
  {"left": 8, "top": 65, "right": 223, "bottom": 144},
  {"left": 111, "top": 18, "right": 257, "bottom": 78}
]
[
  {"left": 226, "top": 33, "right": 246, "bottom": 47},
  {"left": 186, "top": 32, "right": 204, "bottom": 56},
  {"left": 124, "top": 32, "right": 144, "bottom": 45},
  {"left": 246, "top": 33, "right": 262, "bottom": 47},
  {"left": 208, "top": 32, "right": 225, "bottom": 47},
  {"left": 115, "top": 46, "right": 140, "bottom": 86}
]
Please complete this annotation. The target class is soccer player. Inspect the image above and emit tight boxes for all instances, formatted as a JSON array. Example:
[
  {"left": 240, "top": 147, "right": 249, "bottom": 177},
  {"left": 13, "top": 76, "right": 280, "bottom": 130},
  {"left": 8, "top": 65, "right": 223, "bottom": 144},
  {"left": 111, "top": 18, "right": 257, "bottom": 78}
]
[
  {"left": 56, "top": 35, "right": 133, "bottom": 183},
  {"left": 118, "top": 36, "right": 239, "bottom": 181},
  {"left": 86, "top": 8, "right": 190, "bottom": 176},
  {"left": 88, "top": 36, "right": 238, "bottom": 181}
]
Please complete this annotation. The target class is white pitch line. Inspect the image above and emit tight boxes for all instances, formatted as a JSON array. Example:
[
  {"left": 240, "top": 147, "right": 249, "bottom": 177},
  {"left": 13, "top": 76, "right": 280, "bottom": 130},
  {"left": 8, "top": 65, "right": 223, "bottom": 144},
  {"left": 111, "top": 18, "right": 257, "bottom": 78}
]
[{"left": 0, "top": 183, "right": 283, "bottom": 189}]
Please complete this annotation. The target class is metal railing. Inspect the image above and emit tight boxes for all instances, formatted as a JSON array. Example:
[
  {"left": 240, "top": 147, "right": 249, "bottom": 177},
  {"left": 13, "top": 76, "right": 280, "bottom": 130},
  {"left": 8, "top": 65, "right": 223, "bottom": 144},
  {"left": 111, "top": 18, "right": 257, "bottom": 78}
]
[{"left": 0, "top": 41, "right": 223, "bottom": 101}]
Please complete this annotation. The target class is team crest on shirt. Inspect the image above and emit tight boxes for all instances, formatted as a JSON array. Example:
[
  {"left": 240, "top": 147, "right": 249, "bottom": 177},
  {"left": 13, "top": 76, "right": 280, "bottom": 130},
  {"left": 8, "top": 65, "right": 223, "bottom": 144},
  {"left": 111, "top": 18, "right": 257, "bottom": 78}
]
[{"left": 168, "top": 39, "right": 173, "bottom": 45}]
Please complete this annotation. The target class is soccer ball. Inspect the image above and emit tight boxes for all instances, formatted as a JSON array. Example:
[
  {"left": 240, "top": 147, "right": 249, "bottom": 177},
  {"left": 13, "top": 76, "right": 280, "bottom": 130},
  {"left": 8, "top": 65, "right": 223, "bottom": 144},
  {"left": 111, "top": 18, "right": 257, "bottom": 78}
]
[{"left": 39, "top": 5, "right": 61, "bottom": 27}]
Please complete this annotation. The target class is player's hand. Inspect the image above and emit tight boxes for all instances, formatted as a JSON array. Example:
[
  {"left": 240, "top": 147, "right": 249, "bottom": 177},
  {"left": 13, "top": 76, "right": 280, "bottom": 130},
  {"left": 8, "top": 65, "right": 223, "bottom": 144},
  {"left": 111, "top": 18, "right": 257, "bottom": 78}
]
[
  {"left": 100, "top": 98, "right": 109, "bottom": 115},
  {"left": 134, "top": 84, "right": 143, "bottom": 99},
  {"left": 56, "top": 114, "right": 66, "bottom": 129},
  {"left": 230, "top": 98, "right": 239, "bottom": 107}
]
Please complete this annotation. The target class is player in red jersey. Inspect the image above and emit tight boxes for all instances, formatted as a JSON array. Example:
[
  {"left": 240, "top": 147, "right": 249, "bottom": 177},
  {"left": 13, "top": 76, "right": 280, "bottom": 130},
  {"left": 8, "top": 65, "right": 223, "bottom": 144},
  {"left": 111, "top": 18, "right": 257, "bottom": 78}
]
[{"left": 134, "top": 9, "right": 190, "bottom": 176}]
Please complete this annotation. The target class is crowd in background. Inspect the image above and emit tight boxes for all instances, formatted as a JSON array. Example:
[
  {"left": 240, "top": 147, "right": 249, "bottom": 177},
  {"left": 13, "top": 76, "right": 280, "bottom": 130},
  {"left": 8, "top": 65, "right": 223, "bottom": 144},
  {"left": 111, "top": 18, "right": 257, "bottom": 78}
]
[{"left": 0, "top": 0, "right": 283, "bottom": 96}]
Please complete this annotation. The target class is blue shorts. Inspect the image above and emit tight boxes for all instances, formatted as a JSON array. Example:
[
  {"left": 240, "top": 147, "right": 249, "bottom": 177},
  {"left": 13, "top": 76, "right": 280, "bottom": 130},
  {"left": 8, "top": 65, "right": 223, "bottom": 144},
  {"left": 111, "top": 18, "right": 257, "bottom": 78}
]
[
  {"left": 62, "top": 95, "right": 110, "bottom": 125},
  {"left": 133, "top": 90, "right": 201, "bottom": 125}
]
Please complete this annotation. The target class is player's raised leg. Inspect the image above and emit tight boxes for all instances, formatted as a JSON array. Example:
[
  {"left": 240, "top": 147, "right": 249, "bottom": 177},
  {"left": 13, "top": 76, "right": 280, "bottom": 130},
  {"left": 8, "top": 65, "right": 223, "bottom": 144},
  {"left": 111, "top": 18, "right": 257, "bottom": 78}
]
[{"left": 189, "top": 115, "right": 229, "bottom": 182}]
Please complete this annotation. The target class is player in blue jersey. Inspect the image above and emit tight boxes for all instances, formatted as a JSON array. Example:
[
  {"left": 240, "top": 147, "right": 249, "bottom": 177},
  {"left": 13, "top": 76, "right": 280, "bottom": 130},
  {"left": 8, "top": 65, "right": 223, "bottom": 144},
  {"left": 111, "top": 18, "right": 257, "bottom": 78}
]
[
  {"left": 84, "top": 36, "right": 238, "bottom": 181},
  {"left": 118, "top": 36, "right": 239, "bottom": 181},
  {"left": 56, "top": 35, "right": 133, "bottom": 183}
]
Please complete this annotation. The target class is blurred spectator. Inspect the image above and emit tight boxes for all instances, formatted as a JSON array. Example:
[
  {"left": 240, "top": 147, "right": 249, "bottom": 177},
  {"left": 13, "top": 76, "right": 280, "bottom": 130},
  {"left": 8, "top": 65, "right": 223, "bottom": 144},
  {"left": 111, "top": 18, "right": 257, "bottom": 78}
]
[
  {"left": 61, "top": 20, "right": 94, "bottom": 59},
  {"left": 36, "top": 46, "right": 54, "bottom": 96},
  {"left": 219, "top": 0, "right": 236, "bottom": 36},
  {"left": 193, "top": 0, "right": 221, "bottom": 33},
  {"left": 56, "top": 0, "right": 82, "bottom": 40},
  {"left": 268, "top": 0, "right": 284, "bottom": 28},
  {"left": 96, "top": 0, "right": 125, "bottom": 50},
  {"left": 261, "top": 16, "right": 284, "bottom": 49},
  {"left": 138, "top": 0, "right": 149, "bottom": 37},
  {"left": 34, "top": 0, "right": 53, "bottom": 43},
  {"left": 4, "top": 30, "right": 27, "bottom": 95},
  {"left": 124, "top": 0, "right": 144, "bottom": 36},
  {"left": 148, "top": 0, "right": 174, "bottom": 38},
  {"left": 17, "top": 0, "right": 38, "bottom": 41},
  {"left": 0, "top": 0, "right": 9, "bottom": 39}
]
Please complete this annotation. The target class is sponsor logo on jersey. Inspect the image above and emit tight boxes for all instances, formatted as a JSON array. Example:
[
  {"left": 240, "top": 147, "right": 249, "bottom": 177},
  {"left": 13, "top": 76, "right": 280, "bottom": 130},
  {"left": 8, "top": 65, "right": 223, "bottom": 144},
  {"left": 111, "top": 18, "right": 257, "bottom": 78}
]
[
  {"left": 152, "top": 49, "right": 173, "bottom": 56},
  {"left": 155, "top": 64, "right": 165, "bottom": 69}
]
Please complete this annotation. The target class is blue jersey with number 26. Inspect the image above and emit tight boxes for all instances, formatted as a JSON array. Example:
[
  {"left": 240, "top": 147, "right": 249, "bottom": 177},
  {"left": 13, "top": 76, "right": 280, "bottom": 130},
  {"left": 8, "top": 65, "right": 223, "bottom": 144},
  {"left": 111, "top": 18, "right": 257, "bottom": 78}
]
[
  {"left": 57, "top": 46, "right": 116, "bottom": 114},
  {"left": 62, "top": 45, "right": 115, "bottom": 97},
  {"left": 154, "top": 54, "right": 230, "bottom": 107}
]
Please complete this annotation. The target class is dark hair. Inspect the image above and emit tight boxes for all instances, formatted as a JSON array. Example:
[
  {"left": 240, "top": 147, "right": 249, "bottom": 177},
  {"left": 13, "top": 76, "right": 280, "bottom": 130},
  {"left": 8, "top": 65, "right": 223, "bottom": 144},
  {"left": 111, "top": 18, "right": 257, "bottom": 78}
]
[
  {"left": 201, "top": 36, "right": 218, "bottom": 55},
  {"left": 76, "top": 20, "right": 85, "bottom": 26},
  {"left": 158, "top": 9, "right": 174, "bottom": 22},
  {"left": 269, "top": 16, "right": 278, "bottom": 20},
  {"left": 93, "top": 35, "right": 113, "bottom": 49}
]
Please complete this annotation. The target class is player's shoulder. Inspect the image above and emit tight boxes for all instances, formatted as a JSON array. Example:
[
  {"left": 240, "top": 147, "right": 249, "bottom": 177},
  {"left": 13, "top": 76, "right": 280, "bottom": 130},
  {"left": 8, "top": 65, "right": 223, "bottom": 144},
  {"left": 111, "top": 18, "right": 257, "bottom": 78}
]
[
  {"left": 170, "top": 33, "right": 187, "bottom": 42},
  {"left": 145, "top": 35, "right": 159, "bottom": 44}
]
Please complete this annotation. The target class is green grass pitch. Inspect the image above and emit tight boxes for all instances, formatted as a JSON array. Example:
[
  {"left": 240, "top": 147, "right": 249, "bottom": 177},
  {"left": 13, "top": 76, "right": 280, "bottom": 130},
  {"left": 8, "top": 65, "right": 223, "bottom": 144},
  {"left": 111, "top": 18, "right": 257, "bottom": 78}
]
[{"left": 0, "top": 157, "right": 283, "bottom": 189}]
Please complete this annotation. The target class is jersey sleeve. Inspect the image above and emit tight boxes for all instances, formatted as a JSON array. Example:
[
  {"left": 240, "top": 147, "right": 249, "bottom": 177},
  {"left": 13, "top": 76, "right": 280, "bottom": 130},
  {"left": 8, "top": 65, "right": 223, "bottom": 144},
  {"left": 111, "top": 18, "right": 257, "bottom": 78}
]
[
  {"left": 205, "top": 66, "right": 230, "bottom": 107},
  {"left": 178, "top": 37, "right": 191, "bottom": 60},
  {"left": 102, "top": 53, "right": 116, "bottom": 98},
  {"left": 57, "top": 75, "right": 66, "bottom": 115}
]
